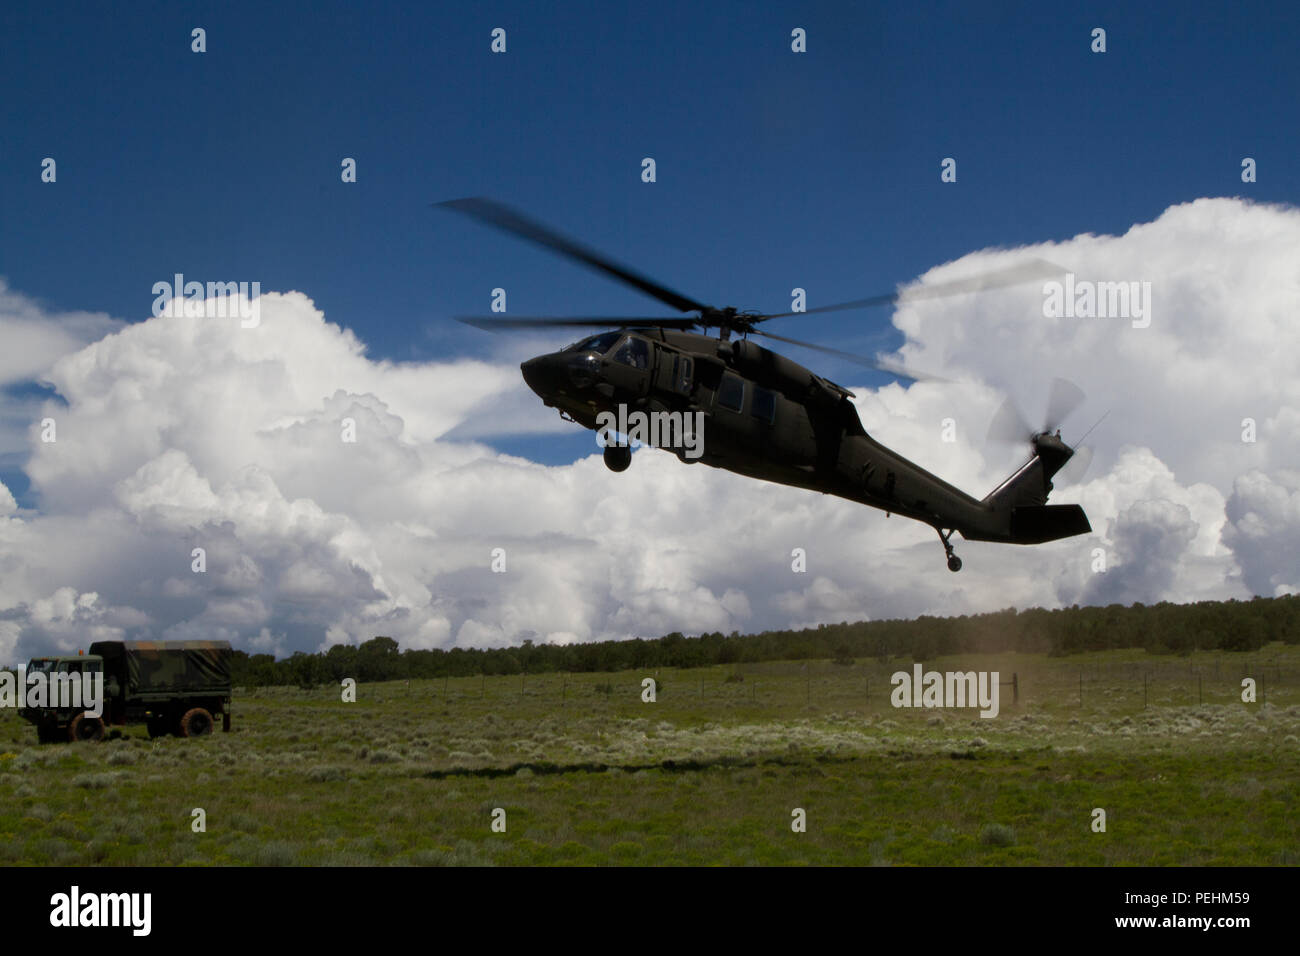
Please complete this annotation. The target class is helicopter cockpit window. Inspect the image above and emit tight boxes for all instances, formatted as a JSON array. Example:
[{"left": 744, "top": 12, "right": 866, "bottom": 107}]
[
  {"left": 612, "top": 336, "right": 650, "bottom": 370},
  {"left": 751, "top": 387, "right": 776, "bottom": 423},
  {"left": 566, "top": 331, "right": 623, "bottom": 355},
  {"left": 718, "top": 374, "right": 745, "bottom": 412}
]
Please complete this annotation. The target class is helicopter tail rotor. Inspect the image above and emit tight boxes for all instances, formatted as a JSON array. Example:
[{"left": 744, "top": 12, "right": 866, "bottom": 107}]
[
  {"left": 986, "top": 378, "right": 1085, "bottom": 448},
  {"left": 980, "top": 378, "right": 1094, "bottom": 510}
]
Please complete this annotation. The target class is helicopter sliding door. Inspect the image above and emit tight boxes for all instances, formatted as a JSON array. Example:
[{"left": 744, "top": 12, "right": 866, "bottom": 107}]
[{"left": 652, "top": 349, "right": 694, "bottom": 400}]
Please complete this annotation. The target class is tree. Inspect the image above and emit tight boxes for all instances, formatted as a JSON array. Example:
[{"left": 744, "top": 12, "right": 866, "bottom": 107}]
[{"left": 357, "top": 636, "right": 402, "bottom": 682}]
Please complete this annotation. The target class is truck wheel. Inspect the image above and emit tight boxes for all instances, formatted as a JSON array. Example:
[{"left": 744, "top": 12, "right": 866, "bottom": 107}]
[
  {"left": 179, "top": 707, "right": 214, "bottom": 737},
  {"left": 68, "top": 714, "right": 106, "bottom": 742}
]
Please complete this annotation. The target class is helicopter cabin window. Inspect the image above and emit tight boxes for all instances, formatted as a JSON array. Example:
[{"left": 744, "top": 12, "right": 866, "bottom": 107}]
[
  {"left": 612, "top": 336, "right": 650, "bottom": 370},
  {"left": 566, "top": 331, "right": 622, "bottom": 355},
  {"left": 751, "top": 387, "right": 776, "bottom": 424},
  {"left": 717, "top": 373, "right": 745, "bottom": 412}
]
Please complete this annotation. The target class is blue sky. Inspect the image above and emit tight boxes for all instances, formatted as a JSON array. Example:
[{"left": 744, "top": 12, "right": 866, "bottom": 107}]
[{"left": 4, "top": 2, "right": 1295, "bottom": 408}]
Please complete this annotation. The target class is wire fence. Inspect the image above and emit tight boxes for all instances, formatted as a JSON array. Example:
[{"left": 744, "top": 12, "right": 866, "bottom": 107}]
[{"left": 249, "top": 651, "right": 1295, "bottom": 716}]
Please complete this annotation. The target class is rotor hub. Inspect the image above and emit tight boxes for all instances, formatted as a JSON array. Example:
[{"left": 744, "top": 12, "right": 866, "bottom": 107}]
[{"left": 700, "top": 306, "right": 761, "bottom": 337}]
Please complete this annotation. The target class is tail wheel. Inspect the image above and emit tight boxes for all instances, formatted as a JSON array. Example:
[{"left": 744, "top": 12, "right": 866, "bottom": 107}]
[
  {"left": 68, "top": 714, "right": 106, "bottom": 742},
  {"left": 178, "top": 707, "right": 214, "bottom": 737}
]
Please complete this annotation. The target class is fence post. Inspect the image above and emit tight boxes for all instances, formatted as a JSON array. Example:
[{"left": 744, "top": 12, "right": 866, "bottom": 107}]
[{"left": 998, "top": 672, "right": 1018, "bottom": 707}]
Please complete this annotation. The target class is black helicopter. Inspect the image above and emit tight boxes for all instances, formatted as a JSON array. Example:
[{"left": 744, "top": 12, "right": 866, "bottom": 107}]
[{"left": 439, "top": 198, "right": 1091, "bottom": 572}]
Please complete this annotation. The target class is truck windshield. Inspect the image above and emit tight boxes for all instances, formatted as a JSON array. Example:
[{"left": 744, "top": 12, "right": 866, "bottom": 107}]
[{"left": 27, "top": 659, "right": 55, "bottom": 676}]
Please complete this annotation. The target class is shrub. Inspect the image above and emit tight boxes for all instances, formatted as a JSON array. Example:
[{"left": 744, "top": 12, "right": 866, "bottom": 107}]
[
  {"left": 307, "top": 765, "right": 347, "bottom": 782},
  {"left": 72, "top": 772, "right": 122, "bottom": 789},
  {"left": 979, "top": 823, "right": 1016, "bottom": 847}
]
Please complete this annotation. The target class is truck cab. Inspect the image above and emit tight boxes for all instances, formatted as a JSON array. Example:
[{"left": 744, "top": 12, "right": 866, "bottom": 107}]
[{"left": 18, "top": 654, "right": 105, "bottom": 742}]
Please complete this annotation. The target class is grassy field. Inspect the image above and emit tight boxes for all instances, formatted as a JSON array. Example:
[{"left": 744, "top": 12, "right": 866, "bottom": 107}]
[{"left": 1, "top": 644, "right": 1297, "bottom": 865}]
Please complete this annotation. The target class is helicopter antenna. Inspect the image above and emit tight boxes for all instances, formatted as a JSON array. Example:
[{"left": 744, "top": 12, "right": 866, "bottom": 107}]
[{"left": 1072, "top": 409, "right": 1109, "bottom": 447}]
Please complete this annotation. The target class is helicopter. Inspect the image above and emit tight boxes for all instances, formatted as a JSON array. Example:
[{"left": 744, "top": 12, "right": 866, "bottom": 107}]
[{"left": 439, "top": 198, "right": 1092, "bottom": 572}]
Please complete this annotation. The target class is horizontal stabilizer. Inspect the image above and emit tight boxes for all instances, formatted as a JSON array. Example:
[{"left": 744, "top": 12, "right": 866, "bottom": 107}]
[{"left": 1009, "top": 504, "right": 1091, "bottom": 544}]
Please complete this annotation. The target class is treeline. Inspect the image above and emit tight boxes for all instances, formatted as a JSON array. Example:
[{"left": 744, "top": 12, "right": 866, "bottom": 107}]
[{"left": 228, "top": 594, "right": 1300, "bottom": 688}]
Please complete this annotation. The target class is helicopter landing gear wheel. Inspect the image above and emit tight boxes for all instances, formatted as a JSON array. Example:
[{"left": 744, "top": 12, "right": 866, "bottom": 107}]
[
  {"left": 603, "top": 444, "right": 631, "bottom": 473},
  {"left": 935, "top": 527, "right": 962, "bottom": 572}
]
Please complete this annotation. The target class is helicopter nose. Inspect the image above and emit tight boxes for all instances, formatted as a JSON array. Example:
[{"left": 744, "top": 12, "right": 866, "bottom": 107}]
[
  {"left": 523, "top": 352, "right": 602, "bottom": 399},
  {"left": 520, "top": 355, "right": 557, "bottom": 398}
]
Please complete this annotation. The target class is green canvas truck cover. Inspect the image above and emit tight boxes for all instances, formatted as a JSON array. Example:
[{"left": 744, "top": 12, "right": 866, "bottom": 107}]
[{"left": 87, "top": 640, "right": 232, "bottom": 694}]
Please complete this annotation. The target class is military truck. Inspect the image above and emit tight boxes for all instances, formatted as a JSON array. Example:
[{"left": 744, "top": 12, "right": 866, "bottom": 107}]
[{"left": 20, "top": 640, "right": 232, "bottom": 743}]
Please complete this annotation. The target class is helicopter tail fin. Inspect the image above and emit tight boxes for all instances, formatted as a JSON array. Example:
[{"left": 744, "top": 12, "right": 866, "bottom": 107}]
[
  {"left": 982, "top": 432, "right": 1075, "bottom": 510},
  {"left": 980, "top": 433, "right": 1091, "bottom": 543}
]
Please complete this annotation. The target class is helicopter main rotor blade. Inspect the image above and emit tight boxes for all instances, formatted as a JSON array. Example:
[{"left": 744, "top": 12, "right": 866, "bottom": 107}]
[
  {"left": 436, "top": 198, "right": 710, "bottom": 314},
  {"left": 749, "top": 329, "right": 947, "bottom": 383},
  {"left": 757, "top": 258, "right": 1066, "bottom": 321},
  {"left": 456, "top": 315, "right": 699, "bottom": 331}
]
